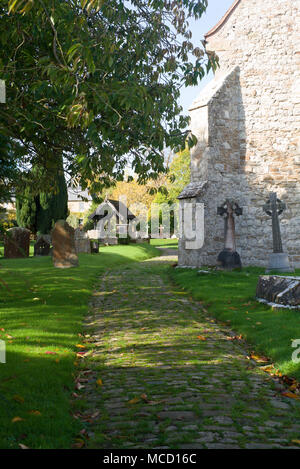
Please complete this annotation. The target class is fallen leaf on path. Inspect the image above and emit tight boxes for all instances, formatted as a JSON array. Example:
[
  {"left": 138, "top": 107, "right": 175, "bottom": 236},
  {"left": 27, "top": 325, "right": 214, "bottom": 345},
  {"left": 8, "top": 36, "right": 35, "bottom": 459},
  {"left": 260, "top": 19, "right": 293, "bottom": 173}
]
[
  {"left": 281, "top": 392, "right": 300, "bottom": 401},
  {"left": 75, "top": 382, "right": 85, "bottom": 390},
  {"left": 248, "top": 354, "right": 270, "bottom": 363}
]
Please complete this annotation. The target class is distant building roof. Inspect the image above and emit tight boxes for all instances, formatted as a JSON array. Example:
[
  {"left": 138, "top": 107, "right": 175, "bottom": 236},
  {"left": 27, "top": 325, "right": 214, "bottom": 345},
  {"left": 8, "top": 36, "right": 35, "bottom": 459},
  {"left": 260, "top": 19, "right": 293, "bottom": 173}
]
[{"left": 89, "top": 199, "right": 136, "bottom": 221}]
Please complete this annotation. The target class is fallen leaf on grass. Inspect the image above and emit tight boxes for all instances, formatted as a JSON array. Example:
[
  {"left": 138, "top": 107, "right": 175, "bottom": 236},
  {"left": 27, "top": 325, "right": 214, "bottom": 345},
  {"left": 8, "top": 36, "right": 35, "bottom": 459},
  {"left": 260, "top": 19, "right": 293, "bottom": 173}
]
[
  {"left": 197, "top": 335, "right": 206, "bottom": 341},
  {"left": 19, "top": 444, "right": 29, "bottom": 449},
  {"left": 128, "top": 397, "right": 140, "bottom": 405},
  {"left": 96, "top": 379, "right": 103, "bottom": 387},
  {"left": 28, "top": 410, "right": 41, "bottom": 416},
  {"left": 72, "top": 438, "right": 85, "bottom": 449},
  {"left": 13, "top": 395, "right": 24, "bottom": 404},
  {"left": 45, "top": 351, "right": 56, "bottom": 355},
  {"left": 12, "top": 417, "right": 23, "bottom": 423},
  {"left": 76, "top": 344, "right": 86, "bottom": 349}
]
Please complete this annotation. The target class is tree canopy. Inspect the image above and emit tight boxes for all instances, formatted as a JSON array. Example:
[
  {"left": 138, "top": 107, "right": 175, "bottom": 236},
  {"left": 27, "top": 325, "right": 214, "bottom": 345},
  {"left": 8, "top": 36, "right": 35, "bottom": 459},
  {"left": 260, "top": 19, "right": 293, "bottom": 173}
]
[{"left": 0, "top": 0, "right": 216, "bottom": 199}]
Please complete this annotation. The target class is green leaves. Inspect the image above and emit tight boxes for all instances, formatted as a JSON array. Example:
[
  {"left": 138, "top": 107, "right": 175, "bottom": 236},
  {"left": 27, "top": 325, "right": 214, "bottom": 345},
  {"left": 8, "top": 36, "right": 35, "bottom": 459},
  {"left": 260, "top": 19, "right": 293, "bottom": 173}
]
[
  {"left": 2, "top": 0, "right": 210, "bottom": 198},
  {"left": 80, "top": 0, "right": 104, "bottom": 13},
  {"left": 8, "top": 0, "right": 33, "bottom": 14}
]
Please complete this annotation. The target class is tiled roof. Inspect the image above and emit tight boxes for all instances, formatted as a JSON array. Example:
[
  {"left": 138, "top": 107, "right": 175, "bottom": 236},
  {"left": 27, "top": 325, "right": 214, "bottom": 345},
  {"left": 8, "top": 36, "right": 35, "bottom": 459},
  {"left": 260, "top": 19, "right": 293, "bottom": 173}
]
[{"left": 88, "top": 199, "right": 136, "bottom": 220}]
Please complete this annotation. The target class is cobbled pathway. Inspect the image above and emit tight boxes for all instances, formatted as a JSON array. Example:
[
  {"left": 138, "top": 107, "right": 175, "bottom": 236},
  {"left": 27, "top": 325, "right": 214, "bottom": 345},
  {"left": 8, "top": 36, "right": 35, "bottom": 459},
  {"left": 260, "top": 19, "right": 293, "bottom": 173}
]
[{"left": 81, "top": 253, "right": 300, "bottom": 449}]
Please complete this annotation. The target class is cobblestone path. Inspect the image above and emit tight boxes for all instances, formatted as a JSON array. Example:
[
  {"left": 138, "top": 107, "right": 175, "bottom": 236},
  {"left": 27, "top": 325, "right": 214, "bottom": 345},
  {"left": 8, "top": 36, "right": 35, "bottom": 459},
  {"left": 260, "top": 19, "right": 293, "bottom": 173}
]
[{"left": 81, "top": 254, "right": 300, "bottom": 449}]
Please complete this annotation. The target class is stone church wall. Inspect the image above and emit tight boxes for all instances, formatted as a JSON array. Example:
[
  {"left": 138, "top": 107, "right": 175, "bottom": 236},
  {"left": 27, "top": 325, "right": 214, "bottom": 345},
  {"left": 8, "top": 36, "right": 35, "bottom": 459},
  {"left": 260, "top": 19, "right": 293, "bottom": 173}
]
[{"left": 179, "top": 0, "right": 300, "bottom": 268}]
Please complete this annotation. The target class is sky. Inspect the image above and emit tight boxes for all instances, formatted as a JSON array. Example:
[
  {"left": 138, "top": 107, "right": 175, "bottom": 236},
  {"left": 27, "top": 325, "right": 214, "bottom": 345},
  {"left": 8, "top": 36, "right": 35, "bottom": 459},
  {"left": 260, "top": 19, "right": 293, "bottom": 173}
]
[{"left": 179, "top": 0, "right": 234, "bottom": 113}]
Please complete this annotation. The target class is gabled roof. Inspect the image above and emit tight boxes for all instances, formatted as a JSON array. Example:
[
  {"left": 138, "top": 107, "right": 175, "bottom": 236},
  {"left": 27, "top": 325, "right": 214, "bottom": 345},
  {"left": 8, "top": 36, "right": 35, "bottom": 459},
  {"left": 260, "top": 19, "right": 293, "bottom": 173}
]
[
  {"left": 88, "top": 199, "right": 136, "bottom": 220},
  {"left": 205, "top": 0, "right": 241, "bottom": 39}
]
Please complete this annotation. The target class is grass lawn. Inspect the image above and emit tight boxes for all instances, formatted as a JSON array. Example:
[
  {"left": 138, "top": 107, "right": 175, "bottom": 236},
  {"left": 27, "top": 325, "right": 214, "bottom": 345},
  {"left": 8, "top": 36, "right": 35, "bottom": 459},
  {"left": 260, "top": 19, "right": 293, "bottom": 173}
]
[
  {"left": 150, "top": 238, "right": 178, "bottom": 249},
  {"left": 171, "top": 266, "right": 300, "bottom": 382},
  {"left": 0, "top": 243, "right": 159, "bottom": 449}
]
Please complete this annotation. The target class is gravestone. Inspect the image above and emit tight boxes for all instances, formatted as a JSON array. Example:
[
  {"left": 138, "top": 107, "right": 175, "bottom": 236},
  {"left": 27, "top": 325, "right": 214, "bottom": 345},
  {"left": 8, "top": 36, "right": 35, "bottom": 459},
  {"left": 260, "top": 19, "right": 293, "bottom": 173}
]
[
  {"left": 217, "top": 200, "right": 243, "bottom": 269},
  {"left": 263, "top": 192, "right": 293, "bottom": 272},
  {"left": 256, "top": 275, "right": 300, "bottom": 308},
  {"left": 4, "top": 227, "right": 30, "bottom": 258},
  {"left": 34, "top": 234, "right": 51, "bottom": 256},
  {"left": 74, "top": 228, "right": 91, "bottom": 254},
  {"left": 90, "top": 240, "right": 100, "bottom": 253},
  {"left": 52, "top": 220, "right": 78, "bottom": 268}
]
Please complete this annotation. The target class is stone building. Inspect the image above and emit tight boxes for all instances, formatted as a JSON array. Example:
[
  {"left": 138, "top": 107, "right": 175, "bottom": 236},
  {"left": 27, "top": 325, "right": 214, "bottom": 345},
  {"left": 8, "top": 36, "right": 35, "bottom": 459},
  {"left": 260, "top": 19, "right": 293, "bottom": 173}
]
[{"left": 179, "top": 0, "right": 300, "bottom": 268}]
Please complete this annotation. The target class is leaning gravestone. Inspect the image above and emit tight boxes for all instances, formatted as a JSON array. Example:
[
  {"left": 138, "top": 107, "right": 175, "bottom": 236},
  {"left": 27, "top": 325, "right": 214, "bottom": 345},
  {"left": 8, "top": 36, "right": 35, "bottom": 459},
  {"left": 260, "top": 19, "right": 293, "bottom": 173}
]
[
  {"left": 34, "top": 234, "right": 51, "bottom": 256},
  {"left": 74, "top": 228, "right": 91, "bottom": 254},
  {"left": 4, "top": 227, "right": 30, "bottom": 258},
  {"left": 52, "top": 220, "right": 78, "bottom": 268}
]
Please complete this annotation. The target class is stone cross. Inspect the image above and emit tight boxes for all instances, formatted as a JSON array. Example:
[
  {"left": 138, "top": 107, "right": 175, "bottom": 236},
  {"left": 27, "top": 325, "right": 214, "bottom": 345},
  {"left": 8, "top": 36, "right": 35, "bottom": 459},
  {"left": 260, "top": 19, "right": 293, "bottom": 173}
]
[
  {"left": 217, "top": 200, "right": 243, "bottom": 269},
  {"left": 217, "top": 200, "right": 243, "bottom": 252},
  {"left": 263, "top": 192, "right": 286, "bottom": 253}
]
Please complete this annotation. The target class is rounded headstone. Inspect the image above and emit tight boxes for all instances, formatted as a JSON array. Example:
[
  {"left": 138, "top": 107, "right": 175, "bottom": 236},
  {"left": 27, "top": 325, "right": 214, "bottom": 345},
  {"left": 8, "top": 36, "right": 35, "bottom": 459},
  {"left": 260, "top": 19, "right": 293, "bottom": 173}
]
[{"left": 52, "top": 220, "right": 78, "bottom": 268}]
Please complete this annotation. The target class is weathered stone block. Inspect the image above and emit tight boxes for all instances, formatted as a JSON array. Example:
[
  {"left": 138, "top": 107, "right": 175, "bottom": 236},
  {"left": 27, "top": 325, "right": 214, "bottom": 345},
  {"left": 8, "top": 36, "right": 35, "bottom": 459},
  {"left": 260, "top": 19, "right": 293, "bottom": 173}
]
[
  {"left": 74, "top": 228, "right": 91, "bottom": 254},
  {"left": 256, "top": 275, "right": 300, "bottom": 307}
]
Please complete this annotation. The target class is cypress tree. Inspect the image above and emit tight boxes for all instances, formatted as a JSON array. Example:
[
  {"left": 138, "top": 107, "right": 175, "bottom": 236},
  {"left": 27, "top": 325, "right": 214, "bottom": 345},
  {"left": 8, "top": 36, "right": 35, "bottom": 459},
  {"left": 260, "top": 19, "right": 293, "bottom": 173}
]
[{"left": 16, "top": 165, "right": 68, "bottom": 234}]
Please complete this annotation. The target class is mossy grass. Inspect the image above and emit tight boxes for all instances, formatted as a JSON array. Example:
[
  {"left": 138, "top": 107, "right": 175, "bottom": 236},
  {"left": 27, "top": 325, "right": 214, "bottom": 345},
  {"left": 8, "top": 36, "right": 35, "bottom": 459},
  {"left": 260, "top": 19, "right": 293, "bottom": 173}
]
[{"left": 0, "top": 243, "right": 159, "bottom": 449}]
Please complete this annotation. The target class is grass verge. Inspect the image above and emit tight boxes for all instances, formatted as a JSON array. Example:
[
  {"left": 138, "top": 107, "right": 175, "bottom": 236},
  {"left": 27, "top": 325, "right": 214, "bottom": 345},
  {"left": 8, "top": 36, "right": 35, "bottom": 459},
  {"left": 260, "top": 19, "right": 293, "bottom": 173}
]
[
  {"left": 170, "top": 266, "right": 300, "bottom": 382},
  {"left": 0, "top": 243, "right": 159, "bottom": 449}
]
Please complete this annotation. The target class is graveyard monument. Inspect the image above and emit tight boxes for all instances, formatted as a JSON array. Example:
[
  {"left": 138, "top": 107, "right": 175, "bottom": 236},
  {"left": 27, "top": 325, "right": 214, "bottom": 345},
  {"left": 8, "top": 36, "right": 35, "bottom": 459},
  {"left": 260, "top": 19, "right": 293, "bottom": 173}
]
[
  {"left": 217, "top": 200, "right": 243, "bottom": 269},
  {"left": 263, "top": 192, "right": 293, "bottom": 273},
  {"left": 52, "top": 220, "right": 78, "bottom": 268},
  {"left": 4, "top": 227, "right": 30, "bottom": 259}
]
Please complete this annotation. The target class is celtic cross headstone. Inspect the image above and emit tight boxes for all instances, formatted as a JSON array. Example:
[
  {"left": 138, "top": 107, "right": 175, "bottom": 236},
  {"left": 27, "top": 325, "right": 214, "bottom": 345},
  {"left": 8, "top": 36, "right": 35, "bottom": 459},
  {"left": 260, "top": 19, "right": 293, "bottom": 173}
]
[
  {"left": 217, "top": 200, "right": 243, "bottom": 269},
  {"left": 263, "top": 192, "right": 293, "bottom": 272}
]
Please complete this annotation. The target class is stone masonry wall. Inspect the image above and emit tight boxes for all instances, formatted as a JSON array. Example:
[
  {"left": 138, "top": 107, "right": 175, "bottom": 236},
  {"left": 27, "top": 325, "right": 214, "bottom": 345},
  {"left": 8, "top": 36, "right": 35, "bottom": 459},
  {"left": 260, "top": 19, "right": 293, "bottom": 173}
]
[{"left": 179, "top": 0, "right": 300, "bottom": 268}]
